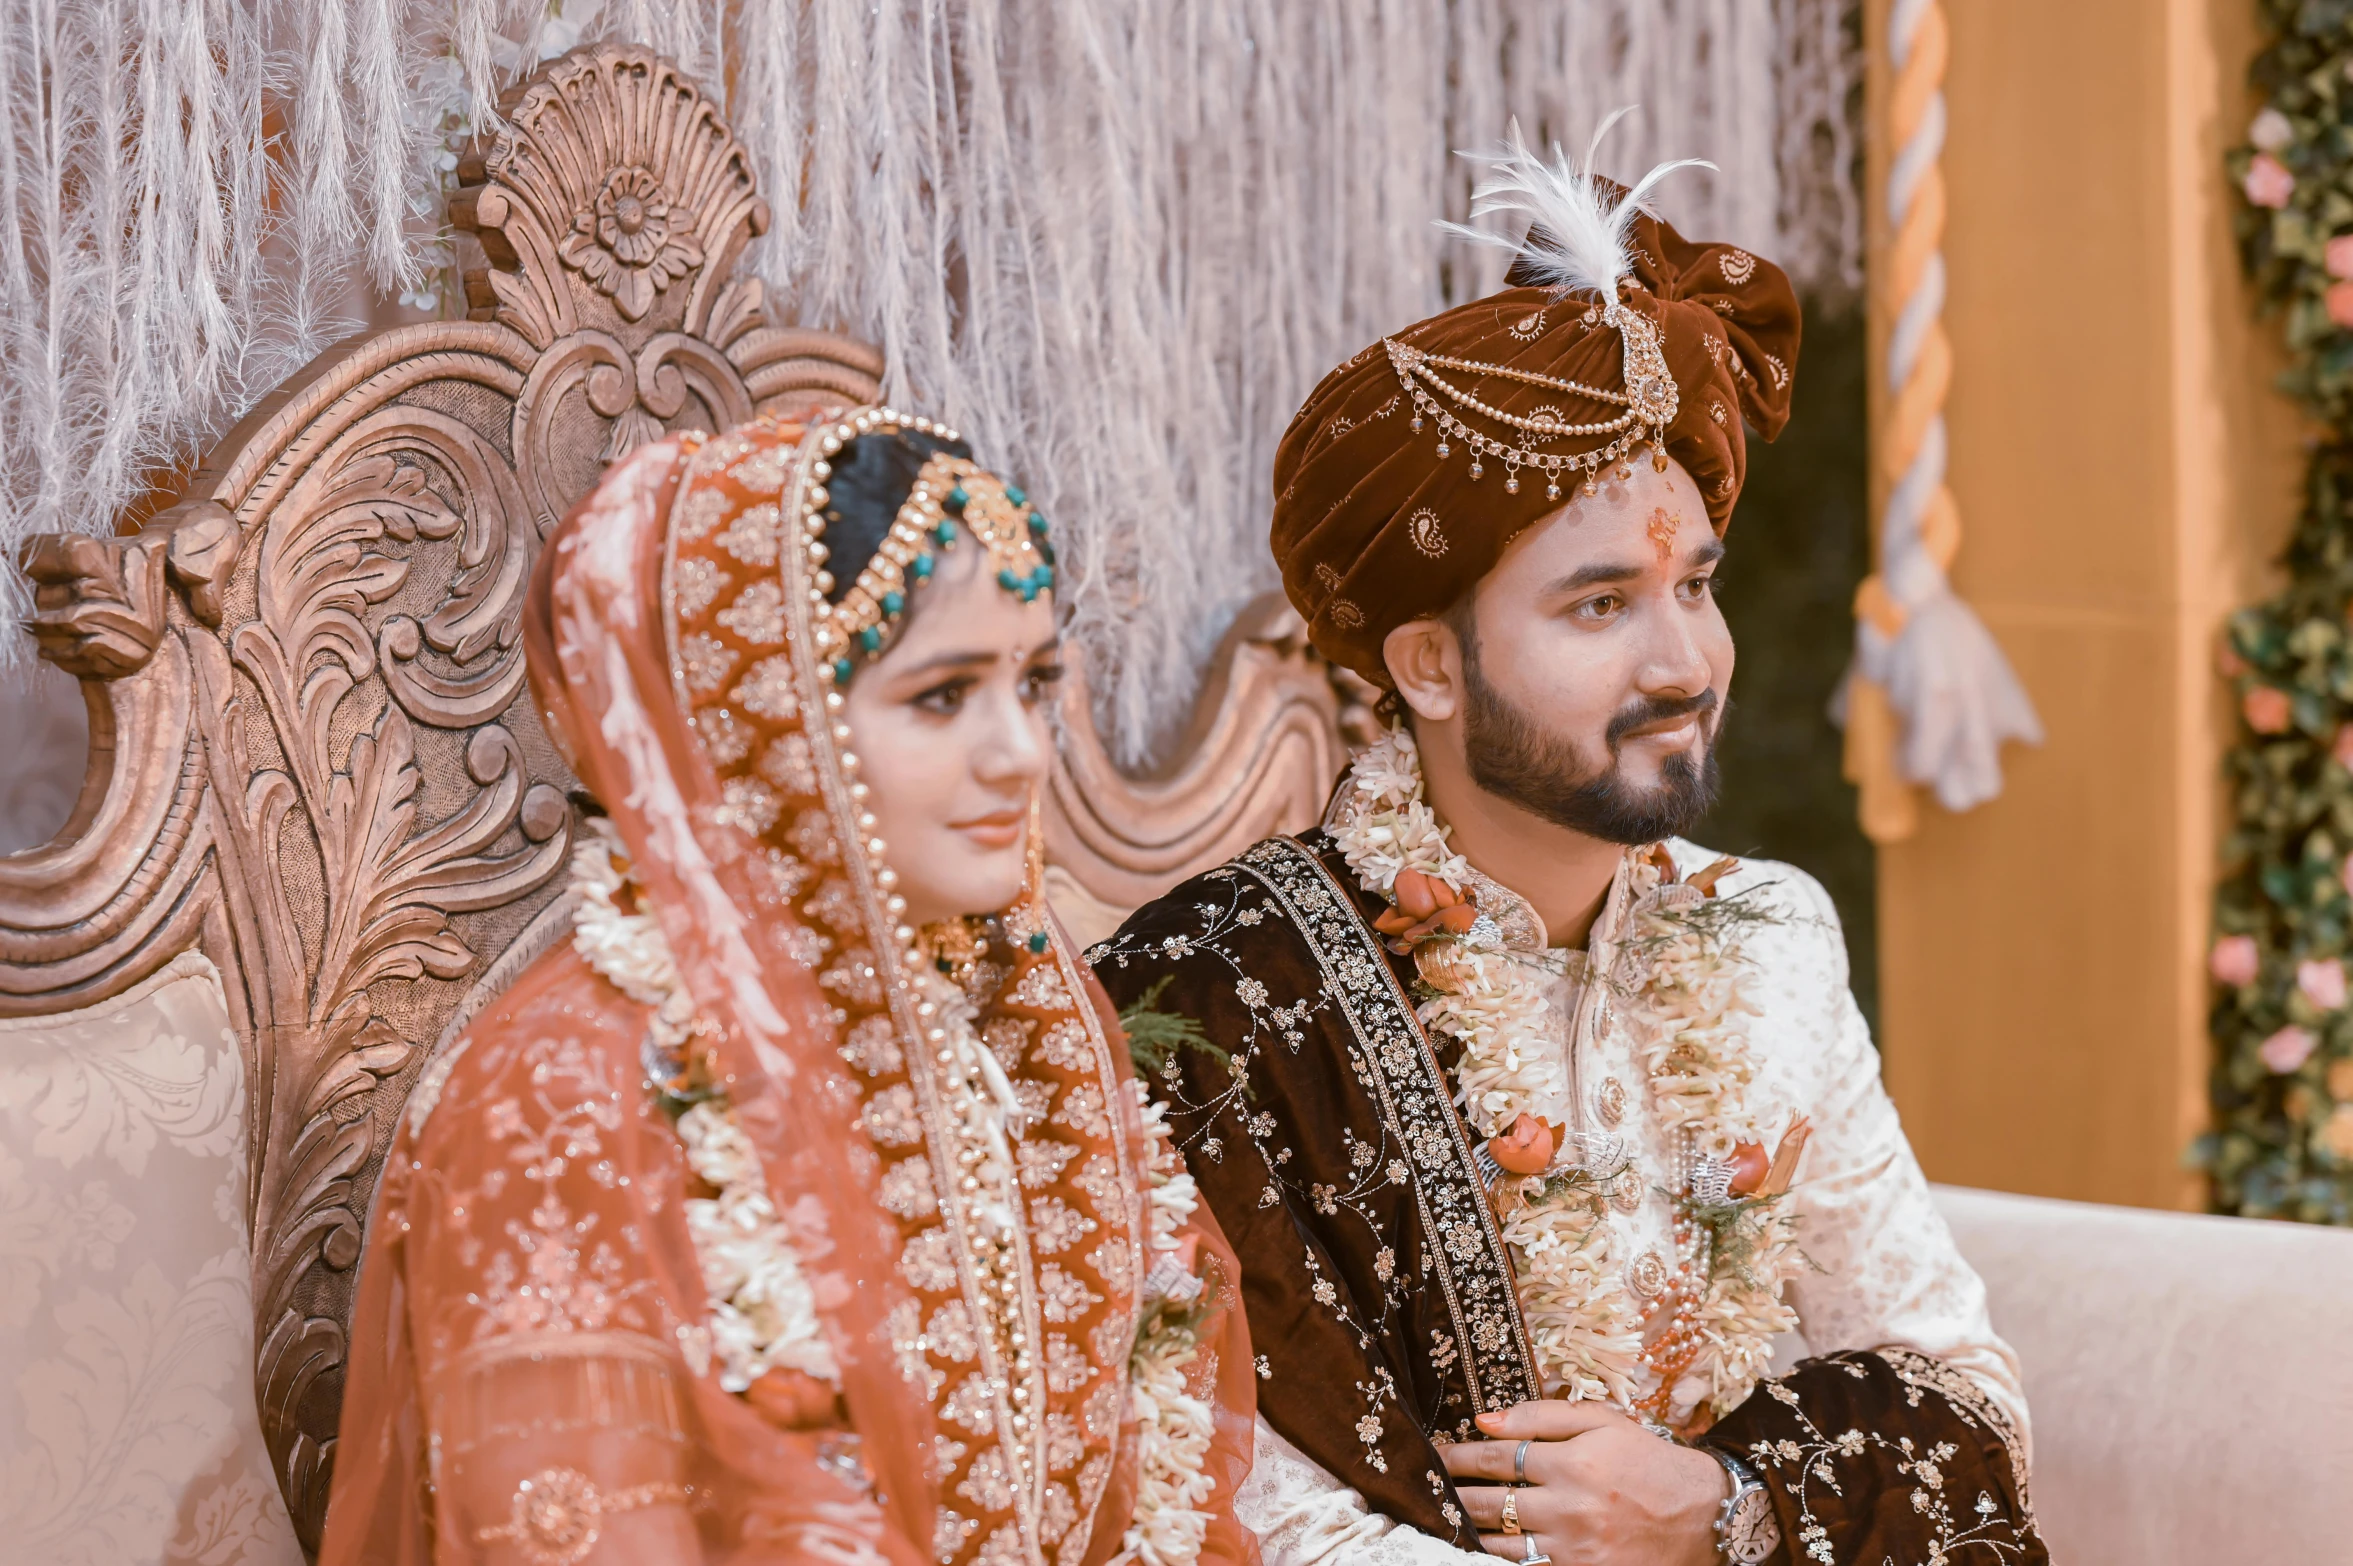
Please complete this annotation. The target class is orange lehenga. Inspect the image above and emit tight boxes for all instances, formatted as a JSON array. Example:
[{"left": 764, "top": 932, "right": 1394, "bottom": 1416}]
[{"left": 320, "top": 413, "right": 1257, "bottom": 1566}]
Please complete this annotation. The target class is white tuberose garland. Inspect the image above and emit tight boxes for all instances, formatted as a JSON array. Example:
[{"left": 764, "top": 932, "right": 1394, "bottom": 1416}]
[
  {"left": 572, "top": 823, "right": 838, "bottom": 1391},
  {"left": 1329, "top": 731, "right": 1639, "bottom": 1403},
  {"left": 1328, "top": 729, "right": 1800, "bottom": 1417},
  {"left": 1124, "top": 1090, "right": 1219, "bottom": 1566}
]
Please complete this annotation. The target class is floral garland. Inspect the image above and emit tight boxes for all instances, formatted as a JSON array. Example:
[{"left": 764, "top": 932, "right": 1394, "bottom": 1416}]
[
  {"left": 571, "top": 824, "right": 1218, "bottom": 1555},
  {"left": 1615, "top": 850, "right": 1803, "bottom": 1413},
  {"left": 1328, "top": 728, "right": 1802, "bottom": 1417},
  {"left": 571, "top": 823, "right": 838, "bottom": 1391},
  {"left": 2210, "top": 7, "right": 2353, "bottom": 1223},
  {"left": 1124, "top": 1090, "right": 1219, "bottom": 1566}
]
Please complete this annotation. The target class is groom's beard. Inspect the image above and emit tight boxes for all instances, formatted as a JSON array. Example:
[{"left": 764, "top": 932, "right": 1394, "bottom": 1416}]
[{"left": 1461, "top": 652, "right": 1723, "bottom": 847}]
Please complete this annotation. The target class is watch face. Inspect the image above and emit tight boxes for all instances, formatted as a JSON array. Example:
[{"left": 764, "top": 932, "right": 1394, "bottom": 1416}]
[{"left": 1728, "top": 1488, "right": 1781, "bottom": 1564}]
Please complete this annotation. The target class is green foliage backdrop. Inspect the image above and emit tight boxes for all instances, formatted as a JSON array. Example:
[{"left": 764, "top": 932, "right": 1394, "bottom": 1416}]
[{"left": 2207, "top": 0, "right": 2353, "bottom": 1220}]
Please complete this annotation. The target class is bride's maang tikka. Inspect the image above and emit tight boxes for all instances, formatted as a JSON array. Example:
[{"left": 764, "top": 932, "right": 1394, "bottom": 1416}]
[{"left": 799, "top": 407, "right": 1056, "bottom": 685}]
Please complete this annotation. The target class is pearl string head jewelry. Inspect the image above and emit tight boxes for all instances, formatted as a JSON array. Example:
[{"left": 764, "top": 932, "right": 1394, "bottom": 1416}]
[{"left": 1384, "top": 287, "right": 1678, "bottom": 505}]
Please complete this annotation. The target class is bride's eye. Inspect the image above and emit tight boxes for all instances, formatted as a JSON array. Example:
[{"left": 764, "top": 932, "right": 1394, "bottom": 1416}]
[
  {"left": 1020, "top": 662, "right": 1065, "bottom": 705},
  {"left": 913, "top": 676, "right": 977, "bottom": 716}
]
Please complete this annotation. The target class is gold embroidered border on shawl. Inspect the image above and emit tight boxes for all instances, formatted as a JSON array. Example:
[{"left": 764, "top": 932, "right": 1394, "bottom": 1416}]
[{"left": 1234, "top": 837, "right": 1540, "bottom": 1418}]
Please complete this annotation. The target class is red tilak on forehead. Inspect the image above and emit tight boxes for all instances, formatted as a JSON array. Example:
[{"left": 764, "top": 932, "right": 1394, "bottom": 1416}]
[{"left": 1646, "top": 506, "right": 1681, "bottom": 561}]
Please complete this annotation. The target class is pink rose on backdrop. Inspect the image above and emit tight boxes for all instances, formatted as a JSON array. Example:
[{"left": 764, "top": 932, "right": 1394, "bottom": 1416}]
[
  {"left": 2245, "top": 153, "right": 2296, "bottom": 208},
  {"left": 2261, "top": 1025, "right": 2319, "bottom": 1074},
  {"left": 2341, "top": 855, "right": 2353, "bottom": 901},
  {"left": 2333, "top": 724, "right": 2353, "bottom": 771},
  {"left": 2299, "top": 957, "right": 2349, "bottom": 1011},
  {"left": 2243, "top": 684, "right": 2293, "bottom": 733},
  {"left": 2211, "top": 934, "right": 2261, "bottom": 987},
  {"left": 2329, "top": 282, "right": 2353, "bottom": 330},
  {"left": 2329, "top": 234, "right": 2353, "bottom": 279}
]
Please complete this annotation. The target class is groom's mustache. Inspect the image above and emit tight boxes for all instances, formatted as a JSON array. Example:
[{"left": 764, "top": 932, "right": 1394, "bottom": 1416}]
[{"left": 1603, "top": 688, "right": 1721, "bottom": 753}]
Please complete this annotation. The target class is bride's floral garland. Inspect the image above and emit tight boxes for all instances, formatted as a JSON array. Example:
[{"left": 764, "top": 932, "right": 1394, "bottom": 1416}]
[
  {"left": 571, "top": 824, "right": 1218, "bottom": 1556},
  {"left": 1125, "top": 1090, "right": 1219, "bottom": 1566},
  {"left": 1328, "top": 728, "right": 1803, "bottom": 1418},
  {"left": 571, "top": 822, "right": 838, "bottom": 1391}
]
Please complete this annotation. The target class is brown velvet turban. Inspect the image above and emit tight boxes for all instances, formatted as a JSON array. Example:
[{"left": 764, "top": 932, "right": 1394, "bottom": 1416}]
[{"left": 1269, "top": 198, "right": 1801, "bottom": 686}]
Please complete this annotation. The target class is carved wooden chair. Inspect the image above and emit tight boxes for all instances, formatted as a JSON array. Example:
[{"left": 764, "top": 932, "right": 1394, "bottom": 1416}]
[{"left": 0, "top": 46, "right": 1346, "bottom": 1551}]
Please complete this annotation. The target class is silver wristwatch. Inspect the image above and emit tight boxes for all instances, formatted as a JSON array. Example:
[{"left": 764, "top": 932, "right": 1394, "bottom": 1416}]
[{"left": 1706, "top": 1447, "right": 1781, "bottom": 1564}]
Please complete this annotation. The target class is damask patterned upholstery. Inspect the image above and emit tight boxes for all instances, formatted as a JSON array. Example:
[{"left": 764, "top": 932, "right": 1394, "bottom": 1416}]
[{"left": 0, "top": 953, "right": 304, "bottom": 1565}]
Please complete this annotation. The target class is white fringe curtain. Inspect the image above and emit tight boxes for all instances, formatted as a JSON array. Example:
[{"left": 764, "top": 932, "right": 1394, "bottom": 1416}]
[{"left": 0, "top": 0, "right": 1857, "bottom": 766}]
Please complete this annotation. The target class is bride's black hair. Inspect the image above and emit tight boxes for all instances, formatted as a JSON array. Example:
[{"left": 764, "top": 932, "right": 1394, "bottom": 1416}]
[{"left": 817, "top": 428, "right": 974, "bottom": 606}]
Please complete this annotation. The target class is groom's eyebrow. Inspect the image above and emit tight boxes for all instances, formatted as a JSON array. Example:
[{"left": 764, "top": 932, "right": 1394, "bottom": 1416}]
[{"left": 1541, "top": 559, "right": 1647, "bottom": 595}]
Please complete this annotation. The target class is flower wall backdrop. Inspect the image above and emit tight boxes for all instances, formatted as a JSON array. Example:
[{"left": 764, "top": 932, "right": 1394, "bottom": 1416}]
[{"left": 2209, "top": 0, "right": 2353, "bottom": 1221}]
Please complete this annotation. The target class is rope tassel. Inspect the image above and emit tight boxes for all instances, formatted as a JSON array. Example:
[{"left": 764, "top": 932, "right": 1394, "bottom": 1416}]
[{"left": 1839, "top": 0, "right": 2041, "bottom": 841}]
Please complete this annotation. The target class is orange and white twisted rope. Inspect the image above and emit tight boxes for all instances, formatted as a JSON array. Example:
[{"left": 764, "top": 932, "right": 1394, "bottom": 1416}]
[{"left": 1843, "top": 0, "right": 2040, "bottom": 842}]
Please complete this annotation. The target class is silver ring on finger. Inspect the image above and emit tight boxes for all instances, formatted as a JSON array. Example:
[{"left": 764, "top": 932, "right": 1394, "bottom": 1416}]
[
  {"left": 1521, "top": 1533, "right": 1550, "bottom": 1565},
  {"left": 1513, "top": 1439, "right": 1532, "bottom": 1484}
]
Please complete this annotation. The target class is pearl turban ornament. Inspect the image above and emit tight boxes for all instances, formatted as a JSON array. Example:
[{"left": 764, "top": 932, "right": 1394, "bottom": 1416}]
[{"left": 1269, "top": 124, "right": 1803, "bottom": 687}]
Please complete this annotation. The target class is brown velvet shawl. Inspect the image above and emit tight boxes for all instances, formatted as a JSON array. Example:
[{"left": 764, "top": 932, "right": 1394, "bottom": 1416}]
[{"left": 1087, "top": 831, "right": 2044, "bottom": 1564}]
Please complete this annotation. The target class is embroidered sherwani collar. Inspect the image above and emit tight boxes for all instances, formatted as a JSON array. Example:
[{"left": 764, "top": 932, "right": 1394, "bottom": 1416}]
[{"left": 1458, "top": 850, "right": 1646, "bottom": 988}]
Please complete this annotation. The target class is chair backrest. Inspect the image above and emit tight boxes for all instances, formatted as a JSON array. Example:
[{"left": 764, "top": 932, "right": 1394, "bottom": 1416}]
[{"left": 0, "top": 44, "right": 1348, "bottom": 1550}]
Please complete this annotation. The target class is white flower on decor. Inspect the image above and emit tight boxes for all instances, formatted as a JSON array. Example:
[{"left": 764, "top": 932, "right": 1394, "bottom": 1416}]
[{"left": 2249, "top": 106, "right": 2295, "bottom": 152}]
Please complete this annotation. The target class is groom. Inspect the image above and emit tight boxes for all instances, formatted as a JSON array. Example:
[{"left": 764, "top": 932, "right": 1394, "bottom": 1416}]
[{"left": 1089, "top": 156, "right": 2043, "bottom": 1566}]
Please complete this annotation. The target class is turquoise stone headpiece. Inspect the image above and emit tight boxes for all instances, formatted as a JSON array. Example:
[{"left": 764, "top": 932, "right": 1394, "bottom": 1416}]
[{"left": 800, "top": 413, "right": 1055, "bottom": 685}]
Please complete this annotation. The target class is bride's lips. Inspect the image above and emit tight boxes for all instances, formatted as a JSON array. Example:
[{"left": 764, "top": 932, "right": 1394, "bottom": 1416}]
[{"left": 950, "top": 808, "right": 1027, "bottom": 849}]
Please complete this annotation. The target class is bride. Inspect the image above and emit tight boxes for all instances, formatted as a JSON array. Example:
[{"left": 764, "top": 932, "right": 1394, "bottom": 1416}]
[{"left": 320, "top": 410, "right": 1258, "bottom": 1566}]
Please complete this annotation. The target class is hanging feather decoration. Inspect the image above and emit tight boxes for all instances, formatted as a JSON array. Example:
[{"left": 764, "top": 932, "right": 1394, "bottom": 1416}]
[{"left": 0, "top": 0, "right": 1859, "bottom": 781}]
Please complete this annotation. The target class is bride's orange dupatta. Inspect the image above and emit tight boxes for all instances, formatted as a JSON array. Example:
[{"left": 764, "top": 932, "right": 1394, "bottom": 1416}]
[{"left": 320, "top": 419, "right": 1255, "bottom": 1566}]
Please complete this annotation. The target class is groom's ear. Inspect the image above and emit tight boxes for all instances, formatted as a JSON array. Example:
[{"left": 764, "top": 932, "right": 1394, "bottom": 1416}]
[{"left": 1383, "top": 614, "right": 1466, "bottom": 725}]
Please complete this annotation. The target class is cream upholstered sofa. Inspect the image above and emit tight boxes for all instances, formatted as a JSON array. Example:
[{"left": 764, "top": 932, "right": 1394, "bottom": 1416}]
[{"left": 1932, "top": 1185, "right": 2353, "bottom": 1563}]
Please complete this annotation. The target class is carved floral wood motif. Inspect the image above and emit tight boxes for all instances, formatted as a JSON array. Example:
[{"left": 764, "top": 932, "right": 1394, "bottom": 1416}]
[{"left": 0, "top": 43, "right": 1348, "bottom": 1554}]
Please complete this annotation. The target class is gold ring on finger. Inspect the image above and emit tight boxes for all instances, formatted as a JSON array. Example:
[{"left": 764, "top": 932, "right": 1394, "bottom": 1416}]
[{"left": 1500, "top": 1488, "right": 1521, "bottom": 1535}]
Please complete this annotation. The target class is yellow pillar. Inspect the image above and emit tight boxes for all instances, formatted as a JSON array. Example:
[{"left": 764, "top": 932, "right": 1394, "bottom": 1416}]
[{"left": 1871, "top": 0, "right": 2305, "bottom": 1208}]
